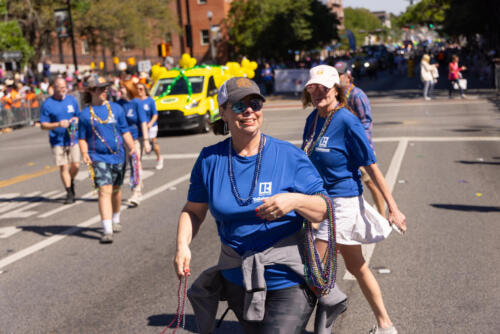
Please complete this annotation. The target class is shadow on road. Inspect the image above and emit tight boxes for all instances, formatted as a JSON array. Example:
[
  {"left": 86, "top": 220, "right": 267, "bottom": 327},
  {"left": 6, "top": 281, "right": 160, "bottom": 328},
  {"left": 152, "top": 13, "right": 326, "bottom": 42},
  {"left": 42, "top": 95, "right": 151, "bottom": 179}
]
[
  {"left": 18, "top": 225, "right": 101, "bottom": 240},
  {"left": 455, "top": 160, "right": 500, "bottom": 166},
  {"left": 0, "top": 195, "right": 97, "bottom": 204},
  {"left": 430, "top": 204, "right": 500, "bottom": 212},
  {"left": 148, "top": 313, "right": 244, "bottom": 333}
]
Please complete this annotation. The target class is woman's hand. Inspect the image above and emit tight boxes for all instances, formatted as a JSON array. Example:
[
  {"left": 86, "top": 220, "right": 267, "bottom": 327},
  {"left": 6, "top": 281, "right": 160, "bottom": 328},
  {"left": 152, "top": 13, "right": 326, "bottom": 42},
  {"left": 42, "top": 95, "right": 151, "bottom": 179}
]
[
  {"left": 174, "top": 245, "right": 192, "bottom": 279},
  {"left": 143, "top": 140, "right": 152, "bottom": 153},
  {"left": 388, "top": 208, "right": 406, "bottom": 234},
  {"left": 256, "top": 193, "right": 298, "bottom": 221}
]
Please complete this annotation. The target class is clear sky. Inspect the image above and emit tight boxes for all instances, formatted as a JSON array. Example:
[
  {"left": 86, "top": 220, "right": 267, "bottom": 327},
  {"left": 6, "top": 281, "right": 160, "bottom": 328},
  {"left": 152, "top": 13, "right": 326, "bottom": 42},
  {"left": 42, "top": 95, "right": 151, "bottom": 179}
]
[{"left": 343, "top": 0, "right": 413, "bottom": 15}]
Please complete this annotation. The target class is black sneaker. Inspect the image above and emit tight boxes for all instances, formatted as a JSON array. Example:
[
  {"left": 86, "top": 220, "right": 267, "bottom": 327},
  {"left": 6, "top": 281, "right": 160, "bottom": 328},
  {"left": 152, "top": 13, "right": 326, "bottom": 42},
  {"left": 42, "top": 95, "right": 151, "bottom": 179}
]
[
  {"left": 70, "top": 180, "right": 75, "bottom": 197},
  {"left": 64, "top": 192, "right": 75, "bottom": 205}
]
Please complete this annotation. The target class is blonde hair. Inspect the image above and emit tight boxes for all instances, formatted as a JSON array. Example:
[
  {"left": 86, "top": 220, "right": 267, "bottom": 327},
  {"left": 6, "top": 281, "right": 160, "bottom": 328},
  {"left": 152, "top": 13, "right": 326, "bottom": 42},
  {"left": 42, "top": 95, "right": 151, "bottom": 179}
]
[{"left": 422, "top": 54, "right": 430, "bottom": 63}]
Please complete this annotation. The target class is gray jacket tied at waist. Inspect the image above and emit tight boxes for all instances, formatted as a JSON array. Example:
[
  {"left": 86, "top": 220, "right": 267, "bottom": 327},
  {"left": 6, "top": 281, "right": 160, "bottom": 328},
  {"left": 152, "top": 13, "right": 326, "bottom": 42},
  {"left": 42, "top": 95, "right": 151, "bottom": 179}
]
[{"left": 187, "top": 230, "right": 347, "bottom": 333}]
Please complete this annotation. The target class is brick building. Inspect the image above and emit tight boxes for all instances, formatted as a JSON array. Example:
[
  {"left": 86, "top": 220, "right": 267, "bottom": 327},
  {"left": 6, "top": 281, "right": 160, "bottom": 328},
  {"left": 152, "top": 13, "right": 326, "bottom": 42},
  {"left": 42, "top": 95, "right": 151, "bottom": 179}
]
[{"left": 43, "top": 0, "right": 233, "bottom": 73}]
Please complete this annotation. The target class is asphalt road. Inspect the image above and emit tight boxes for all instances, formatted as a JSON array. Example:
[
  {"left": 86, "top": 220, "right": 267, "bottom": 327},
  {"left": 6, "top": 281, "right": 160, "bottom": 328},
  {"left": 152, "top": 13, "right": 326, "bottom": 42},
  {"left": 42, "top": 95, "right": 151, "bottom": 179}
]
[{"left": 1, "top": 90, "right": 499, "bottom": 334}]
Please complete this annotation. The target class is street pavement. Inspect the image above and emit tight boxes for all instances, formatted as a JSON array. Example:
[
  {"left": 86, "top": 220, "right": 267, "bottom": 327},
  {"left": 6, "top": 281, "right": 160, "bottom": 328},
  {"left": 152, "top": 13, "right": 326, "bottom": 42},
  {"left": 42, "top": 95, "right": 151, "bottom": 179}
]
[{"left": 0, "top": 88, "right": 499, "bottom": 334}]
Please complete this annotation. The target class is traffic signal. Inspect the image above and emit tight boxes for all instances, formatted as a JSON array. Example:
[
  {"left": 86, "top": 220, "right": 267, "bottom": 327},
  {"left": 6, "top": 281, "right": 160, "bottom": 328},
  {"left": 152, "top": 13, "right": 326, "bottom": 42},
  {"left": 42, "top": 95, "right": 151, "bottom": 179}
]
[{"left": 157, "top": 43, "right": 171, "bottom": 58}]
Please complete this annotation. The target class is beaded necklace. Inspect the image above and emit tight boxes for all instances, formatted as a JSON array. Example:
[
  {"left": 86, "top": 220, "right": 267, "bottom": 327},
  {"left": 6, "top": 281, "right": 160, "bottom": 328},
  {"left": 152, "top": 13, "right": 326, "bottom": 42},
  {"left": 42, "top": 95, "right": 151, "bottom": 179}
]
[
  {"left": 302, "top": 103, "right": 342, "bottom": 156},
  {"left": 66, "top": 119, "right": 77, "bottom": 146},
  {"left": 129, "top": 152, "right": 140, "bottom": 189},
  {"left": 345, "top": 83, "right": 355, "bottom": 100},
  {"left": 303, "top": 193, "right": 337, "bottom": 294},
  {"left": 160, "top": 270, "right": 189, "bottom": 334},
  {"left": 228, "top": 133, "right": 265, "bottom": 206},
  {"left": 90, "top": 102, "right": 120, "bottom": 155}
]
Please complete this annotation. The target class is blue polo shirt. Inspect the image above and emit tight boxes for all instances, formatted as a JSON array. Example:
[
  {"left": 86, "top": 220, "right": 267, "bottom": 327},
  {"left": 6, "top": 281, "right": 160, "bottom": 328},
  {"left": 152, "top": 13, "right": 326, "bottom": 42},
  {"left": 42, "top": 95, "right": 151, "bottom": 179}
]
[
  {"left": 134, "top": 97, "right": 158, "bottom": 127},
  {"left": 302, "top": 108, "right": 377, "bottom": 197},
  {"left": 188, "top": 135, "right": 326, "bottom": 290},
  {"left": 117, "top": 98, "right": 147, "bottom": 140},
  {"left": 78, "top": 102, "right": 130, "bottom": 164},
  {"left": 40, "top": 95, "right": 80, "bottom": 147}
]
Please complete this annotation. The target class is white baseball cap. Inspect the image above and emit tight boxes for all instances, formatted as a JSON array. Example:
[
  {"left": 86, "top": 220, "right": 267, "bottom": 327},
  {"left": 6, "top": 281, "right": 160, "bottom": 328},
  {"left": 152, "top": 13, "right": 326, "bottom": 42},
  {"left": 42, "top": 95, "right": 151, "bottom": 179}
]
[{"left": 305, "top": 65, "right": 340, "bottom": 89}]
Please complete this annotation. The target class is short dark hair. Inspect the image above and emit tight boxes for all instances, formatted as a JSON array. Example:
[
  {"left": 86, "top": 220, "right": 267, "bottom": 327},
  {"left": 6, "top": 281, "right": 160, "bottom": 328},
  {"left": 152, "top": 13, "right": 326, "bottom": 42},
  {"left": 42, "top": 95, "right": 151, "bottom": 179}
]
[{"left": 212, "top": 102, "right": 228, "bottom": 135}]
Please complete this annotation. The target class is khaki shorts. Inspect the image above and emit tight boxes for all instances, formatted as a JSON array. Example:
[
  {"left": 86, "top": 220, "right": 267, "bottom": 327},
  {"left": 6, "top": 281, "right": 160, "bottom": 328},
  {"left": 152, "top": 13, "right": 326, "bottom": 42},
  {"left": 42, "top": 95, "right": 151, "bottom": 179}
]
[
  {"left": 52, "top": 145, "right": 81, "bottom": 166},
  {"left": 360, "top": 166, "right": 371, "bottom": 183}
]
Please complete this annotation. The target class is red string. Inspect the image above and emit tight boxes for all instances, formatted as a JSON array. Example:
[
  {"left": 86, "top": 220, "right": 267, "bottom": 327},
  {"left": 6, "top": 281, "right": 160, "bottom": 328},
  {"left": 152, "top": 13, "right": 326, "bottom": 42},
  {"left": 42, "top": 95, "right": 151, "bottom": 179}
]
[{"left": 160, "top": 270, "right": 189, "bottom": 334}]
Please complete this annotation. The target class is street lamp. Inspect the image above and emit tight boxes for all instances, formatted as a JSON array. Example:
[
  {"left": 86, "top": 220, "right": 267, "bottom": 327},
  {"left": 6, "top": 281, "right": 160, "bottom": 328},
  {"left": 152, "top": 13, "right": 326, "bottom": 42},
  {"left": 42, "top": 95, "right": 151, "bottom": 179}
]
[{"left": 207, "top": 10, "right": 216, "bottom": 62}]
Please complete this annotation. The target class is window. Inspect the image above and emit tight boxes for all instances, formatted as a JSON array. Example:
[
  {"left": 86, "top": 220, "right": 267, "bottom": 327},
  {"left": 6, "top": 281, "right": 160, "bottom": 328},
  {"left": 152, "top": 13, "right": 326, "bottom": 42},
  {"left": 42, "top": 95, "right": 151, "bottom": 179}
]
[
  {"left": 197, "top": 0, "right": 207, "bottom": 4},
  {"left": 81, "top": 39, "right": 89, "bottom": 55},
  {"left": 201, "top": 30, "right": 209, "bottom": 45},
  {"left": 207, "top": 76, "right": 217, "bottom": 96}
]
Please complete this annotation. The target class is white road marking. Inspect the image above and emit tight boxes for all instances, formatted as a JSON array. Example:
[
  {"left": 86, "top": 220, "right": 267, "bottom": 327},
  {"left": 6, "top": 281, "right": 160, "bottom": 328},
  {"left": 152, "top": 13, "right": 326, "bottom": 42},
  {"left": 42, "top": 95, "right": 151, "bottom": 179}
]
[
  {"left": 0, "top": 173, "right": 191, "bottom": 270},
  {"left": 343, "top": 138, "right": 408, "bottom": 280},
  {"left": 142, "top": 153, "right": 199, "bottom": 160},
  {"left": 0, "top": 226, "right": 21, "bottom": 239},
  {"left": 0, "top": 191, "right": 62, "bottom": 219},
  {"left": 0, "top": 191, "right": 41, "bottom": 214},
  {"left": 37, "top": 170, "right": 155, "bottom": 219}
]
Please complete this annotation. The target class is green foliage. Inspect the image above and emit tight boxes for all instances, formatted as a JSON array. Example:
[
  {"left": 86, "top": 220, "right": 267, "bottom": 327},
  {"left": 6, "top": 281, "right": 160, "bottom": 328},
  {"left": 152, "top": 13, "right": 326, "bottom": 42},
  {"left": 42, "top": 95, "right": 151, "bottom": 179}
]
[
  {"left": 226, "top": 0, "right": 339, "bottom": 59},
  {"left": 343, "top": 7, "right": 382, "bottom": 47},
  {"left": 73, "top": 0, "right": 179, "bottom": 55},
  {"left": 0, "top": 20, "right": 35, "bottom": 64},
  {"left": 397, "top": 0, "right": 449, "bottom": 27}
]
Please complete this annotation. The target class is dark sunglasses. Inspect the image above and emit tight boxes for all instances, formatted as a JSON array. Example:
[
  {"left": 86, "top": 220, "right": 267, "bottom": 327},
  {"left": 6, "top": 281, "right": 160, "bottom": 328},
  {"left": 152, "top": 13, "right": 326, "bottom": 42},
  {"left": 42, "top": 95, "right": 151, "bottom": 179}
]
[{"left": 231, "top": 98, "right": 263, "bottom": 114}]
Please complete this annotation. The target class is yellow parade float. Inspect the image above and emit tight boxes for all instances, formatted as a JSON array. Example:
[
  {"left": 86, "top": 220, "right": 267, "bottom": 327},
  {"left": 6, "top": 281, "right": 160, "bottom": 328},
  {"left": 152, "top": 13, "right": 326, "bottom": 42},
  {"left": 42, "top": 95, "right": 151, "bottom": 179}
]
[{"left": 149, "top": 53, "right": 258, "bottom": 133}]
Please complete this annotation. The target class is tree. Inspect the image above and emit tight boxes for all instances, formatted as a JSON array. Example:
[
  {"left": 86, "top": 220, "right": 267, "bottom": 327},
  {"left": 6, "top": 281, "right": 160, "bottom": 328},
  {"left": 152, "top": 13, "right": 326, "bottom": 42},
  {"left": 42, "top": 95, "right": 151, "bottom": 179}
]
[
  {"left": 4, "top": 0, "right": 179, "bottom": 70},
  {"left": 225, "top": 0, "right": 339, "bottom": 60},
  {"left": 73, "top": 0, "right": 179, "bottom": 59},
  {"left": 396, "top": 0, "right": 449, "bottom": 28},
  {"left": 0, "top": 20, "right": 35, "bottom": 65},
  {"left": 343, "top": 7, "right": 383, "bottom": 47}
]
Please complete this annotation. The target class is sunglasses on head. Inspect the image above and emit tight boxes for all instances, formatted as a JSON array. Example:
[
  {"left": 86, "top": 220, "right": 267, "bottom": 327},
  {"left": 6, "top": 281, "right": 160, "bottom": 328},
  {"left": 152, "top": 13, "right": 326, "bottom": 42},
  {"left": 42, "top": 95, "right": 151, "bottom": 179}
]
[{"left": 231, "top": 98, "right": 263, "bottom": 114}]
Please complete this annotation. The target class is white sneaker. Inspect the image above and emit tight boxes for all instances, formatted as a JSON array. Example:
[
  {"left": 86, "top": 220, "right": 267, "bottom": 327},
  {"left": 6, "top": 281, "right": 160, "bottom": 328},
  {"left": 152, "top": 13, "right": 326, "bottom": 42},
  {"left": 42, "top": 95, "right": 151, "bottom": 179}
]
[
  {"left": 369, "top": 325, "right": 398, "bottom": 334},
  {"left": 128, "top": 193, "right": 141, "bottom": 206},
  {"left": 424, "top": 97, "right": 431, "bottom": 101},
  {"left": 155, "top": 158, "right": 164, "bottom": 170}
]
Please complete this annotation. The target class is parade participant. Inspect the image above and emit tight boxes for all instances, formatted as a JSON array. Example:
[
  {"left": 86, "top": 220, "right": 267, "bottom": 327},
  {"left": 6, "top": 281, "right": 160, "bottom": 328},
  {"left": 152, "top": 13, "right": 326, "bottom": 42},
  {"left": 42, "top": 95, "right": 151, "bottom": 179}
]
[
  {"left": 135, "top": 82, "right": 163, "bottom": 169},
  {"left": 116, "top": 86, "right": 151, "bottom": 206},
  {"left": 302, "top": 65, "right": 406, "bottom": 334},
  {"left": 78, "top": 75, "right": 136, "bottom": 243},
  {"left": 420, "top": 54, "right": 439, "bottom": 100},
  {"left": 174, "top": 77, "right": 346, "bottom": 334},
  {"left": 448, "top": 55, "right": 467, "bottom": 99},
  {"left": 40, "top": 78, "right": 81, "bottom": 204},
  {"left": 335, "top": 61, "right": 385, "bottom": 216}
]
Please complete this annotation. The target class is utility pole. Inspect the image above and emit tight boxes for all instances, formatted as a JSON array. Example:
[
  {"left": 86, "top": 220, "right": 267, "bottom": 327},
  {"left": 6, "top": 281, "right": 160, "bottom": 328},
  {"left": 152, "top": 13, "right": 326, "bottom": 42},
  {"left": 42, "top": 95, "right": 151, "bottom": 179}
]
[
  {"left": 176, "top": 0, "right": 185, "bottom": 54},
  {"left": 67, "top": 0, "right": 78, "bottom": 71},
  {"left": 185, "top": 0, "right": 193, "bottom": 57}
]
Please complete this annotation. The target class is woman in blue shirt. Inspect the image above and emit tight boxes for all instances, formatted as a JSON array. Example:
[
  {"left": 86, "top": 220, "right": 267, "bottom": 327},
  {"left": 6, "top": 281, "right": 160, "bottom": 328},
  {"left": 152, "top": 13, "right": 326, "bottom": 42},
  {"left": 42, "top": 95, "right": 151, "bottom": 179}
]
[
  {"left": 302, "top": 65, "right": 406, "bottom": 334},
  {"left": 174, "top": 77, "right": 345, "bottom": 333},
  {"left": 78, "top": 75, "right": 137, "bottom": 244},
  {"left": 117, "top": 86, "right": 151, "bottom": 206},
  {"left": 135, "top": 83, "right": 163, "bottom": 170}
]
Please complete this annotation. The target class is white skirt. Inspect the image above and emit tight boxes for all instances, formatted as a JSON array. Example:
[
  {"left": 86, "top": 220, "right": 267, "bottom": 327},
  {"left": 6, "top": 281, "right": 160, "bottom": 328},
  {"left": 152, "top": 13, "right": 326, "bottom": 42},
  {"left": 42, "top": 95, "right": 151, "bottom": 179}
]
[{"left": 315, "top": 195, "right": 392, "bottom": 245}]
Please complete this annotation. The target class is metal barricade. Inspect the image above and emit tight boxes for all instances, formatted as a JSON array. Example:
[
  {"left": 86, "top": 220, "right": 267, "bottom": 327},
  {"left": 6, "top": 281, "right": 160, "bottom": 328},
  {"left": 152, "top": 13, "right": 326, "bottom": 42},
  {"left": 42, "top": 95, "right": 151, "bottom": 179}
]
[{"left": 0, "top": 95, "right": 47, "bottom": 129}]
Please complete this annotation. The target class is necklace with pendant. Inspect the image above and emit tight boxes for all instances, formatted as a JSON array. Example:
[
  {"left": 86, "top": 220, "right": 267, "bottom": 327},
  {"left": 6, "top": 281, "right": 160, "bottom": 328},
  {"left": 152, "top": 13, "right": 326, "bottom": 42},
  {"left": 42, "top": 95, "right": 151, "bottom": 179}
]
[
  {"left": 303, "top": 103, "right": 342, "bottom": 156},
  {"left": 228, "top": 133, "right": 265, "bottom": 206}
]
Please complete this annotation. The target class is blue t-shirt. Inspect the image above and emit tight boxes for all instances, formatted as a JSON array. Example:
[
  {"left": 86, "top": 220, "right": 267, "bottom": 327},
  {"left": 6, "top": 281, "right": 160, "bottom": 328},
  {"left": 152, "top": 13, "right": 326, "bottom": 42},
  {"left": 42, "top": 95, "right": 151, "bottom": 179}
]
[
  {"left": 188, "top": 135, "right": 326, "bottom": 290},
  {"left": 134, "top": 97, "right": 158, "bottom": 126},
  {"left": 302, "top": 108, "right": 377, "bottom": 197},
  {"left": 78, "top": 102, "right": 130, "bottom": 164},
  {"left": 117, "top": 99, "right": 147, "bottom": 140},
  {"left": 40, "top": 95, "right": 80, "bottom": 147}
]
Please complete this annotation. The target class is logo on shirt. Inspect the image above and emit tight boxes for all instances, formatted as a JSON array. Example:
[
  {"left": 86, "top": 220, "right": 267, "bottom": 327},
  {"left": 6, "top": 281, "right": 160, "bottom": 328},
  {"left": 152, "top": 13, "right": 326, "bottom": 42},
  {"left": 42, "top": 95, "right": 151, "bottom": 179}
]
[
  {"left": 259, "top": 182, "right": 272, "bottom": 196},
  {"left": 127, "top": 108, "right": 134, "bottom": 117},
  {"left": 67, "top": 105, "right": 75, "bottom": 113},
  {"left": 143, "top": 104, "right": 150, "bottom": 111},
  {"left": 319, "top": 136, "right": 329, "bottom": 147}
]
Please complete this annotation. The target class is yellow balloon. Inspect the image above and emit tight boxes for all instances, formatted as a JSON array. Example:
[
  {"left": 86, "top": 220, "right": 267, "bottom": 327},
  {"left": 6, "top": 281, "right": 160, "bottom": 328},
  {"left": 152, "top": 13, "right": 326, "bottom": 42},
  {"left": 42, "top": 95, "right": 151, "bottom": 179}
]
[
  {"left": 247, "top": 70, "right": 255, "bottom": 79},
  {"left": 241, "top": 58, "right": 250, "bottom": 68},
  {"left": 188, "top": 58, "right": 197, "bottom": 68},
  {"left": 250, "top": 61, "right": 258, "bottom": 71}
]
